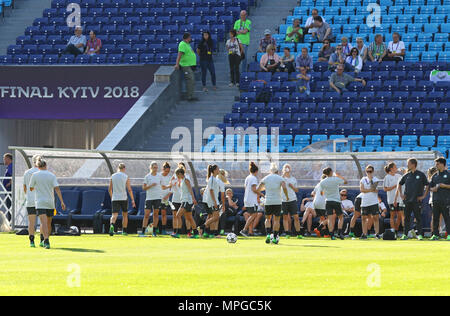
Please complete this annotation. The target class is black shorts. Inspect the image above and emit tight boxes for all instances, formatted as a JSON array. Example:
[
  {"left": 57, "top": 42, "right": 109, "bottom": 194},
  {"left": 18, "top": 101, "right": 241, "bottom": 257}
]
[
  {"left": 265, "top": 204, "right": 282, "bottom": 217},
  {"left": 354, "top": 197, "right": 362, "bottom": 213},
  {"left": 145, "top": 199, "right": 161, "bottom": 211},
  {"left": 37, "top": 209, "right": 54, "bottom": 217},
  {"left": 315, "top": 209, "right": 326, "bottom": 217},
  {"left": 282, "top": 200, "right": 298, "bottom": 215},
  {"left": 362, "top": 204, "right": 379, "bottom": 216},
  {"left": 27, "top": 207, "right": 36, "bottom": 215},
  {"left": 326, "top": 201, "right": 343, "bottom": 216},
  {"left": 181, "top": 202, "right": 193, "bottom": 212},
  {"left": 245, "top": 206, "right": 257, "bottom": 214},
  {"left": 173, "top": 202, "right": 181, "bottom": 211},
  {"left": 206, "top": 205, "right": 219, "bottom": 215},
  {"left": 389, "top": 204, "right": 404, "bottom": 212},
  {"left": 112, "top": 200, "right": 128, "bottom": 213}
]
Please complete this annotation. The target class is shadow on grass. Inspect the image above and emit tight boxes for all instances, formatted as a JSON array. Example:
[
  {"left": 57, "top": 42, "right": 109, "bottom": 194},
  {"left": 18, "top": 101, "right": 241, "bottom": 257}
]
[
  {"left": 278, "top": 244, "right": 340, "bottom": 248},
  {"left": 55, "top": 248, "right": 106, "bottom": 253}
]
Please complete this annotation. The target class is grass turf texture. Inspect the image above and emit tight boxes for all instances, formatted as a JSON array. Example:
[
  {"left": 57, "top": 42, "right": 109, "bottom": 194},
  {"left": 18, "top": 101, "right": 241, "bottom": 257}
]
[{"left": 1, "top": 233, "right": 450, "bottom": 296}]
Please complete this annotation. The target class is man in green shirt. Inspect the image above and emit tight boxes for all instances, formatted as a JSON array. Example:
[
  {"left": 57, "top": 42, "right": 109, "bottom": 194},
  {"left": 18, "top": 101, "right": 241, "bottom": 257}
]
[
  {"left": 285, "top": 19, "right": 303, "bottom": 43},
  {"left": 234, "top": 10, "right": 251, "bottom": 73},
  {"left": 175, "top": 32, "right": 198, "bottom": 101}
]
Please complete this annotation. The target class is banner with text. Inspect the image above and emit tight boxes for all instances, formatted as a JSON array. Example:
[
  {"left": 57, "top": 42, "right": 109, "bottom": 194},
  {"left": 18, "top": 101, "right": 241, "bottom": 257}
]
[{"left": 0, "top": 64, "right": 159, "bottom": 119}]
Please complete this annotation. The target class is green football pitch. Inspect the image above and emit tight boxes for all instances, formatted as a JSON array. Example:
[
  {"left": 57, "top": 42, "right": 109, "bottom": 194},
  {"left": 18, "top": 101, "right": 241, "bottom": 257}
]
[{"left": 1, "top": 233, "right": 450, "bottom": 296}]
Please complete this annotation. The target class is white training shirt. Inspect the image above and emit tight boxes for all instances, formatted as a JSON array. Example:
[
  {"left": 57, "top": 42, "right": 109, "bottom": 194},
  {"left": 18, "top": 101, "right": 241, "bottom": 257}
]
[
  {"left": 160, "top": 172, "right": 172, "bottom": 201},
  {"left": 202, "top": 176, "right": 220, "bottom": 208},
  {"left": 379, "top": 201, "right": 387, "bottom": 211},
  {"left": 29, "top": 170, "right": 59, "bottom": 210},
  {"left": 319, "top": 176, "right": 345, "bottom": 203},
  {"left": 144, "top": 172, "right": 163, "bottom": 201},
  {"left": 260, "top": 173, "right": 285, "bottom": 206},
  {"left": 244, "top": 174, "right": 259, "bottom": 208},
  {"left": 360, "top": 176, "right": 381, "bottom": 207},
  {"left": 171, "top": 174, "right": 190, "bottom": 203},
  {"left": 180, "top": 178, "right": 193, "bottom": 204},
  {"left": 305, "top": 201, "right": 314, "bottom": 210},
  {"left": 388, "top": 41, "right": 405, "bottom": 60},
  {"left": 282, "top": 175, "right": 298, "bottom": 202},
  {"left": 313, "top": 183, "right": 326, "bottom": 210},
  {"left": 341, "top": 199, "right": 354, "bottom": 211},
  {"left": 383, "top": 173, "right": 402, "bottom": 205},
  {"left": 111, "top": 171, "right": 128, "bottom": 201},
  {"left": 24, "top": 167, "right": 39, "bottom": 208}
]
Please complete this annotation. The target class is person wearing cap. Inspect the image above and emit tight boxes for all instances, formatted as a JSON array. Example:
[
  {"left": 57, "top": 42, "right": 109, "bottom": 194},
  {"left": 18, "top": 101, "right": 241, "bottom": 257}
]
[
  {"left": 64, "top": 26, "right": 86, "bottom": 57},
  {"left": 234, "top": 10, "right": 251, "bottom": 73},
  {"left": 259, "top": 29, "right": 277, "bottom": 53},
  {"left": 285, "top": 18, "right": 303, "bottom": 43}
]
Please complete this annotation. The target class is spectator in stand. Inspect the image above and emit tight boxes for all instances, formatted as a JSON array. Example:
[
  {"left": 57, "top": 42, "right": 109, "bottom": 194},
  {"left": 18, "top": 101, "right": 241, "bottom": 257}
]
[
  {"left": 219, "top": 188, "right": 239, "bottom": 235},
  {"left": 226, "top": 29, "right": 244, "bottom": 88},
  {"left": 340, "top": 189, "right": 355, "bottom": 216},
  {"left": 285, "top": 19, "right": 303, "bottom": 43},
  {"left": 384, "top": 32, "right": 405, "bottom": 62},
  {"left": 305, "top": 8, "right": 325, "bottom": 35},
  {"left": 296, "top": 66, "right": 311, "bottom": 95},
  {"left": 175, "top": 32, "right": 198, "bottom": 101},
  {"left": 84, "top": 30, "right": 102, "bottom": 55},
  {"left": 328, "top": 44, "right": 345, "bottom": 71},
  {"left": 2, "top": 153, "right": 12, "bottom": 220},
  {"left": 196, "top": 31, "right": 217, "bottom": 92},
  {"left": 329, "top": 64, "right": 366, "bottom": 94},
  {"left": 280, "top": 47, "right": 295, "bottom": 73},
  {"left": 64, "top": 26, "right": 86, "bottom": 57},
  {"left": 295, "top": 47, "right": 313, "bottom": 72},
  {"left": 259, "top": 29, "right": 277, "bottom": 53},
  {"left": 355, "top": 37, "right": 368, "bottom": 62},
  {"left": 318, "top": 39, "right": 335, "bottom": 62},
  {"left": 345, "top": 48, "right": 363, "bottom": 73},
  {"left": 234, "top": 10, "right": 251, "bottom": 73},
  {"left": 312, "top": 16, "right": 333, "bottom": 43},
  {"left": 368, "top": 34, "right": 387, "bottom": 63},
  {"left": 260, "top": 44, "right": 281, "bottom": 73},
  {"left": 340, "top": 36, "right": 352, "bottom": 56}
]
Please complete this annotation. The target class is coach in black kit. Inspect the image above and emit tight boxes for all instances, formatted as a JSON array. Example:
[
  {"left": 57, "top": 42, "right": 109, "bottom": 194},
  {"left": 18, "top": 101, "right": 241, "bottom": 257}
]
[
  {"left": 397, "top": 158, "right": 429, "bottom": 240},
  {"left": 429, "top": 157, "right": 450, "bottom": 240}
]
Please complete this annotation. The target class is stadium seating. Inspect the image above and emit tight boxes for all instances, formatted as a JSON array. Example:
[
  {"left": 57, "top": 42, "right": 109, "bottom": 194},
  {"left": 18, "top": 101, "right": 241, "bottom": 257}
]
[
  {"left": 1, "top": 0, "right": 251, "bottom": 64},
  {"left": 210, "top": 0, "right": 450, "bottom": 156}
]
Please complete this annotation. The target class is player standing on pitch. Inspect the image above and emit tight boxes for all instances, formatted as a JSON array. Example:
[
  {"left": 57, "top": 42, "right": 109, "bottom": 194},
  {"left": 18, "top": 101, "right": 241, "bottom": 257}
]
[
  {"left": 174, "top": 167, "right": 199, "bottom": 238},
  {"left": 257, "top": 163, "right": 289, "bottom": 245},
  {"left": 108, "top": 163, "right": 135, "bottom": 236},
  {"left": 319, "top": 167, "right": 348, "bottom": 240},
  {"left": 383, "top": 162, "right": 404, "bottom": 234},
  {"left": 29, "top": 158, "right": 66, "bottom": 249},
  {"left": 160, "top": 162, "right": 173, "bottom": 235},
  {"left": 429, "top": 157, "right": 450, "bottom": 241},
  {"left": 396, "top": 158, "right": 429, "bottom": 240},
  {"left": 200, "top": 164, "right": 221, "bottom": 238},
  {"left": 359, "top": 165, "right": 382, "bottom": 240},
  {"left": 240, "top": 162, "right": 264, "bottom": 237},
  {"left": 281, "top": 164, "right": 302, "bottom": 238},
  {"left": 23, "top": 155, "right": 41, "bottom": 247},
  {"left": 142, "top": 162, "right": 163, "bottom": 237}
]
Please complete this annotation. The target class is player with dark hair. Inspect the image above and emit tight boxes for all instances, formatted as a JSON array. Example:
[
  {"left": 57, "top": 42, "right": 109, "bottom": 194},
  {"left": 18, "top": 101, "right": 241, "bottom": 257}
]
[
  {"left": 397, "top": 158, "right": 429, "bottom": 240},
  {"left": 383, "top": 162, "right": 404, "bottom": 234},
  {"left": 429, "top": 157, "right": 450, "bottom": 240},
  {"left": 240, "top": 162, "right": 264, "bottom": 237}
]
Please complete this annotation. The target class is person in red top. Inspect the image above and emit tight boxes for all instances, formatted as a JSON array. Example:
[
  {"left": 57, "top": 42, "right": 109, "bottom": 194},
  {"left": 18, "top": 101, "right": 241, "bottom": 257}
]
[{"left": 85, "top": 30, "right": 102, "bottom": 55}]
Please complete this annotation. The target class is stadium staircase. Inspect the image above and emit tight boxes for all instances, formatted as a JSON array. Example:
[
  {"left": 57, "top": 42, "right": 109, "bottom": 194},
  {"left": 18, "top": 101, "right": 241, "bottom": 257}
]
[
  {"left": 0, "top": 0, "right": 52, "bottom": 54},
  {"left": 139, "top": 0, "right": 298, "bottom": 152}
]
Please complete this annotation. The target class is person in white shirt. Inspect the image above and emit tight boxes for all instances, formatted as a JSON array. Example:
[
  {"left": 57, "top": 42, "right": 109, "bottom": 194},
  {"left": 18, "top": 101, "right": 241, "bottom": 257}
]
[
  {"left": 345, "top": 47, "right": 363, "bottom": 73},
  {"left": 360, "top": 165, "right": 382, "bottom": 239},
  {"left": 173, "top": 167, "right": 198, "bottom": 238},
  {"left": 108, "top": 163, "right": 135, "bottom": 237},
  {"left": 384, "top": 32, "right": 405, "bottom": 62},
  {"left": 170, "top": 162, "right": 190, "bottom": 237},
  {"left": 159, "top": 162, "right": 173, "bottom": 235},
  {"left": 281, "top": 164, "right": 302, "bottom": 238},
  {"left": 240, "top": 162, "right": 264, "bottom": 237},
  {"left": 29, "top": 158, "right": 66, "bottom": 249},
  {"left": 349, "top": 193, "right": 362, "bottom": 238},
  {"left": 216, "top": 169, "right": 228, "bottom": 235},
  {"left": 355, "top": 37, "right": 368, "bottom": 62},
  {"left": 23, "top": 154, "right": 41, "bottom": 247},
  {"left": 200, "top": 165, "right": 221, "bottom": 237},
  {"left": 300, "top": 197, "right": 315, "bottom": 237},
  {"left": 319, "top": 167, "right": 348, "bottom": 240},
  {"left": 304, "top": 8, "right": 325, "bottom": 34},
  {"left": 257, "top": 163, "right": 289, "bottom": 244},
  {"left": 142, "top": 162, "right": 166, "bottom": 237},
  {"left": 340, "top": 36, "right": 353, "bottom": 56},
  {"left": 340, "top": 189, "right": 355, "bottom": 217},
  {"left": 383, "top": 162, "right": 404, "bottom": 233},
  {"left": 312, "top": 174, "right": 329, "bottom": 237}
]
